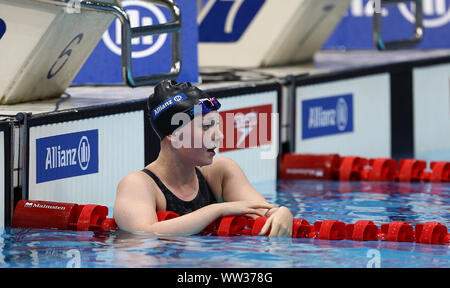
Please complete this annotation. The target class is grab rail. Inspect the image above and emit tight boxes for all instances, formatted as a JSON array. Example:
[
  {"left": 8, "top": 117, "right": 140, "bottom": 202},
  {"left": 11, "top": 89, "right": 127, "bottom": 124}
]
[
  {"left": 373, "top": 0, "right": 423, "bottom": 50},
  {"left": 28, "top": 0, "right": 182, "bottom": 86}
]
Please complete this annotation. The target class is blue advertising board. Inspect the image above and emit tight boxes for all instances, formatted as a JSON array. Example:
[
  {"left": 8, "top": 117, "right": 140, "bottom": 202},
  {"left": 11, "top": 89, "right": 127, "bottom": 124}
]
[
  {"left": 36, "top": 130, "right": 99, "bottom": 183},
  {"left": 73, "top": 0, "right": 198, "bottom": 85},
  {"left": 302, "top": 94, "right": 354, "bottom": 140},
  {"left": 323, "top": 0, "right": 450, "bottom": 49}
]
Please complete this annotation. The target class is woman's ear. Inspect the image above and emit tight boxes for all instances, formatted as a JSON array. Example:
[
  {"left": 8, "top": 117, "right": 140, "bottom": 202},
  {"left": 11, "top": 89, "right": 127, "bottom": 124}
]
[{"left": 167, "top": 131, "right": 184, "bottom": 149}]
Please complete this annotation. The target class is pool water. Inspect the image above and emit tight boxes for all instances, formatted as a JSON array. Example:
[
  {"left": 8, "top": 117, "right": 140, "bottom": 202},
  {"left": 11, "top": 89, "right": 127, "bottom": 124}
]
[{"left": 0, "top": 180, "right": 449, "bottom": 268}]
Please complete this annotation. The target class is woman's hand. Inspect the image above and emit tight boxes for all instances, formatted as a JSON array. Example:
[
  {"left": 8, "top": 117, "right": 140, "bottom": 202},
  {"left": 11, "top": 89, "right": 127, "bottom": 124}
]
[
  {"left": 217, "top": 201, "right": 274, "bottom": 218},
  {"left": 258, "top": 206, "right": 293, "bottom": 237}
]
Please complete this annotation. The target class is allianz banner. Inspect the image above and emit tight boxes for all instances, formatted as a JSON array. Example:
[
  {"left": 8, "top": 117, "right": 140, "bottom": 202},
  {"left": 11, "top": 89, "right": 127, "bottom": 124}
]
[
  {"left": 36, "top": 130, "right": 99, "bottom": 184},
  {"left": 73, "top": 0, "right": 198, "bottom": 84},
  {"left": 302, "top": 94, "right": 353, "bottom": 140},
  {"left": 323, "top": 0, "right": 450, "bottom": 49}
]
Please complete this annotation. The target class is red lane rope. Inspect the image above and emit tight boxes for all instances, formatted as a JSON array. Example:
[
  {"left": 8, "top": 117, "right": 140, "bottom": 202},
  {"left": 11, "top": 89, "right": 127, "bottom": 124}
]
[
  {"left": 12, "top": 200, "right": 118, "bottom": 232},
  {"left": 11, "top": 202, "right": 450, "bottom": 245},
  {"left": 280, "top": 153, "right": 450, "bottom": 183},
  {"left": 155, "top": 211, "right": 450, "bottom": 245}
]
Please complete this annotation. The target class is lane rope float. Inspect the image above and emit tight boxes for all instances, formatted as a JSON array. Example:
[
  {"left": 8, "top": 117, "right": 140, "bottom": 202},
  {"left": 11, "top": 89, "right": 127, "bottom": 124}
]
[{"left": 12, "top": 201, "right": 450, "bottom": 245}]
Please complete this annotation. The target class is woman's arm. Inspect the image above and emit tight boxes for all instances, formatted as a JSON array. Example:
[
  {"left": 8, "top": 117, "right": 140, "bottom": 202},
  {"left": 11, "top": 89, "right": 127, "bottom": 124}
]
[
  {"left": 147, "top": 201, "right": 273, "bottom": 235},
  {"left": 113, "top": 171, "right": 272, "bottom": 235},
  {"left": 211, "top": 157, "right": 294, "bottom": 237}
]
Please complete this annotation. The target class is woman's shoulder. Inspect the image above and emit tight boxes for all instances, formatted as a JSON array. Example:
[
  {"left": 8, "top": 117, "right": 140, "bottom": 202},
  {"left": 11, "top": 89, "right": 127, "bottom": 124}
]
[
  {"left": 119, "top": 169, "right": 149, "bottom": 183},
  {"left": 116, "top": 169, "right": 156, "bottom": 197},
  {"left": 197, "top": 156, "right": 240, "bottom": 189},
  {"left": 198, "top": 156, "right": 238, "bottom": 175}
]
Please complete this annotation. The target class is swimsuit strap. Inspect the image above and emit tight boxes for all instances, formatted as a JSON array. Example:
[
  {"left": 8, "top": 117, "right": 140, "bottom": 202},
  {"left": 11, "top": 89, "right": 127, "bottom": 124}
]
[{"left": 141, "top": 167, "right": 216, "bottom": 215}]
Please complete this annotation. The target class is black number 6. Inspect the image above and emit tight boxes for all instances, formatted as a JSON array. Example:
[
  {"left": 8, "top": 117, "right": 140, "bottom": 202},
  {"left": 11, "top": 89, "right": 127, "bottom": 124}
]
[{"left": 47, "top": 33, "right": 84, "bottom": 79}]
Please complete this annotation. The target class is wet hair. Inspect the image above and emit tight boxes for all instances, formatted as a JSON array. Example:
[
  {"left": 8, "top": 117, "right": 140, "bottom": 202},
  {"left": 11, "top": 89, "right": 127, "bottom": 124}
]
[{"left": 147, "top": 80, "right": 215, "bottom": 139}]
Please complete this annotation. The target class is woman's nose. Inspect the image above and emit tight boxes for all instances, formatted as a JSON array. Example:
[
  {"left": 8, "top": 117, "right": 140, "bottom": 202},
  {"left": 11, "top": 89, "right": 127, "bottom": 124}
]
[{"left": 213, "top": 126, "right": 224, "bottom": 143}]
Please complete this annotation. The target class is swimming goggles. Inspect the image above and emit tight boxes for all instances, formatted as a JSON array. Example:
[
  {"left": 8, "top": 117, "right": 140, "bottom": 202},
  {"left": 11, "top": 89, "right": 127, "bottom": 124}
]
[{"left": 188, "top": 97, "right": 221, "bottom": 116}]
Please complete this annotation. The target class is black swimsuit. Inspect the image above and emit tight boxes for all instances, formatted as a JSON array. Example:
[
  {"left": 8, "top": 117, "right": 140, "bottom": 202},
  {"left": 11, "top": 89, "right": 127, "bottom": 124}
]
[{"left": 141, "top": 167, "right": 217, "bottom": 215}]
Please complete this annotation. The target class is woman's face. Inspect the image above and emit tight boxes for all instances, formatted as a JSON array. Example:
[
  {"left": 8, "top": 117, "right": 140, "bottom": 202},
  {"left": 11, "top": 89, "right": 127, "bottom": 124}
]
[{"left": 171, "top": 111, "right": 223, "bottom": 166}]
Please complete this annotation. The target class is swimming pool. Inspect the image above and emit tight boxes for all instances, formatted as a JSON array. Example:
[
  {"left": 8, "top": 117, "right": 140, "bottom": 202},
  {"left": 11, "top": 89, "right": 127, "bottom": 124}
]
[{"left": 0, "top": 180, "right": 449, "bottom": 268}]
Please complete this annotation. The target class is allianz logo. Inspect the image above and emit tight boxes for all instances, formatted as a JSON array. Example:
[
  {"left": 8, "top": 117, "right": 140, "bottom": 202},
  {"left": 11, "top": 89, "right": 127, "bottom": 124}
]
[
  {"left": 24, "top": 202, "right": 65, "bottom": 210},
  {"left": 307, "top": 98, "right": 349, "bottom": 132},
  {"left": 152, "top": 94, "right": 185, "bottom": 119},
  {"left": 102, "top": 0, "right": 168, "bottom": 58},
  {"left": 350, "top": 0, "right": 450, "bottom": 28},
  {"left": 45, "top": 136, "right": 91, "bottom": 171}
]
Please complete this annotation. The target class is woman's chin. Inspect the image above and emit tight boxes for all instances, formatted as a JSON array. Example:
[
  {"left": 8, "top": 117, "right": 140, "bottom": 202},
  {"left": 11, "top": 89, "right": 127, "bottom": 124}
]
[{"left": 197, "top": 154, "right": 215, "bottom": 166}]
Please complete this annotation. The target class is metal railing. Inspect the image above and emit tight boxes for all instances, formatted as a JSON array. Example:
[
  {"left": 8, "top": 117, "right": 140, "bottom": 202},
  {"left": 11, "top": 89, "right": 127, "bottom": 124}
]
[{"left": 373, "top": 0, "right": 423, "bottom": 50}]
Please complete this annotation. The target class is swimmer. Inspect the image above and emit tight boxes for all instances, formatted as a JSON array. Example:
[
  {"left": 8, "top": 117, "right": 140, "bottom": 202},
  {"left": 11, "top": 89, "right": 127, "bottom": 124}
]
[{"left": 113, "top": 80, "right": 293, "bottom": 237}]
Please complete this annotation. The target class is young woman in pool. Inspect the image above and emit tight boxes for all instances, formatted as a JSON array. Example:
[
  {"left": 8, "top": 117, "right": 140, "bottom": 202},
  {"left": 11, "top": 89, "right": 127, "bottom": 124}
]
[{"left": 113, "top": 80, "right": 293, "bottom": 237}]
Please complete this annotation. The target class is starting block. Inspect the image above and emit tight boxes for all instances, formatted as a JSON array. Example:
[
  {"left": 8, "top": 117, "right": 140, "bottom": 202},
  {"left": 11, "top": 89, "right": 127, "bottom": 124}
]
[
  {"left": 198, "top": 0, "right": 352, "bottom": 68},
  {"left": 0, "top": 0, "right": 181, "bottom": 104}
]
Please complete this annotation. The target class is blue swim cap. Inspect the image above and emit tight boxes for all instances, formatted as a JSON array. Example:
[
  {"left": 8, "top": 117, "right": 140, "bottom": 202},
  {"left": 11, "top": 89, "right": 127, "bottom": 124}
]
[{"left": 147, "top": 80, "right": 220, "bottom": 139}]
